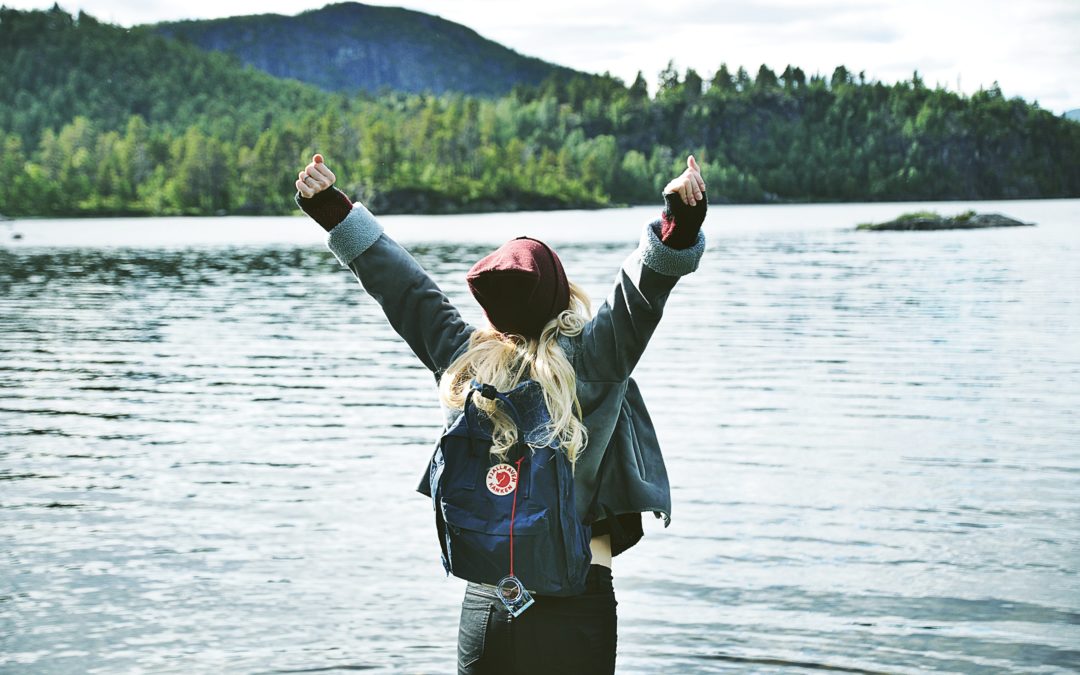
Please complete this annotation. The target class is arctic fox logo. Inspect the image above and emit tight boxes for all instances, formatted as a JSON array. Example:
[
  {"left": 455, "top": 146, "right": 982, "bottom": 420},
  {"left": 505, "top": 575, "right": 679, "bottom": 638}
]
[{"left": 486, "top": 463, "right": 518, "bottom": 496}]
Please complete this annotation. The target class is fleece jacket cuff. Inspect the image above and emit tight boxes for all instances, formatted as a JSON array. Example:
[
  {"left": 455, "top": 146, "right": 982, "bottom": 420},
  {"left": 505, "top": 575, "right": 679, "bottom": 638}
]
[
  {"left": 638, "top": 218, "right": 706, "bottom": 277},
  {"left": 325, "top": 201, "right": 385, "bottom": 267}
]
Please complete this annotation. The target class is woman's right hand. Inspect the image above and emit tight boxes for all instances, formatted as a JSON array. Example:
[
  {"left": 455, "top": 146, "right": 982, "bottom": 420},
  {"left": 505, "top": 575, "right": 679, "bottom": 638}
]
[
  {"left": 663, "top": 155, "right": 706, "bottom": 207},
  {"left": 296, "top": 153, "right": 336, "bottom": 198}
]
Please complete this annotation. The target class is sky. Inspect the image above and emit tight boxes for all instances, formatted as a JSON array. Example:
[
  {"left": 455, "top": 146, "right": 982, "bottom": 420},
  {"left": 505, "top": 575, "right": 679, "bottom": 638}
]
[{"left": 6, "top": 0, "right": 1079, "bottom": 114}]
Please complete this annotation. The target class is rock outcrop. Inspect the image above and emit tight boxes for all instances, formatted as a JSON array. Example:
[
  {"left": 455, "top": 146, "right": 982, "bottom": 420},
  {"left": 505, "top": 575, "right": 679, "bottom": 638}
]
[{"left": 857, "top": 210, "right": 1034, "bottom": 231}]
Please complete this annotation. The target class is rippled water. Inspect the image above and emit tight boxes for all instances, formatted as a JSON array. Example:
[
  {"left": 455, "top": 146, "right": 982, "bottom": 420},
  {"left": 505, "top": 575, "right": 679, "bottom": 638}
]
[{"left": 2, "top": 200, "right": 1079, "bottom": 674}]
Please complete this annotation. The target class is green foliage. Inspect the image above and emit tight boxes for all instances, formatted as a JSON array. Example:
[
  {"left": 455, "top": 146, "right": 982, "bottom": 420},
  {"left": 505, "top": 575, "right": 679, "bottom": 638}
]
[
  {"left": 1, "top": 7, "right": 1078, "bottom": 218},
  {"left": 895, "top": 210, "right": 944, "bottom": 221}
]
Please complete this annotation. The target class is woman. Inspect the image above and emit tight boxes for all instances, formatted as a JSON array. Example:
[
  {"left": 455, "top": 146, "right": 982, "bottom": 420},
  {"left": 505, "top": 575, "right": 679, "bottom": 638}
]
[{"left": 295, "top": 153, "right": 707, "bottom": 674}]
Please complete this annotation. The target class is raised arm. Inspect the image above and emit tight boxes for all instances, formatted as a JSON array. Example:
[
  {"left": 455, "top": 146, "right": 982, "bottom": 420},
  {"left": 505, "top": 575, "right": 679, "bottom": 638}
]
[
  {"left": 575, "top": 156, "right": 708, "bottom": 382},
  {"left": 296, "top": 155, "right": 474, "bottom": 377}
]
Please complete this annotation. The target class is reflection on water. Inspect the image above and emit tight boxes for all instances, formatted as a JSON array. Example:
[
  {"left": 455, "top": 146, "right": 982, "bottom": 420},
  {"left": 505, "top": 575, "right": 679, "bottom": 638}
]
[{"left": 2, "top": 200, "right": 1080, "bottom": 674}]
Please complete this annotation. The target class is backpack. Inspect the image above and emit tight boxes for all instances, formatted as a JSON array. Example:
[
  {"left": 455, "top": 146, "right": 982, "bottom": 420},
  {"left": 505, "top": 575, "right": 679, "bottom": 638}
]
[{"left": 418, "top": 378, "right": 593, "bottom": 605}]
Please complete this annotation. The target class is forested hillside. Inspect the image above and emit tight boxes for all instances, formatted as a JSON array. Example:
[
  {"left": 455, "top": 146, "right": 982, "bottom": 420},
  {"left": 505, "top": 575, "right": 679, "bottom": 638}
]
[
  {"left": 153, "top": 2, "right": 588, "bottom": 97},
  {"left": 1, "top": 6, "right": 1078, "bottom": 218}
]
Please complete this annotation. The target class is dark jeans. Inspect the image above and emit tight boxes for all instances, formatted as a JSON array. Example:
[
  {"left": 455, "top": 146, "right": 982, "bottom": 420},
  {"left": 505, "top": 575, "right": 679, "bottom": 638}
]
[{"left": 457, "top": 565, "right": 618, "bottom": 675}]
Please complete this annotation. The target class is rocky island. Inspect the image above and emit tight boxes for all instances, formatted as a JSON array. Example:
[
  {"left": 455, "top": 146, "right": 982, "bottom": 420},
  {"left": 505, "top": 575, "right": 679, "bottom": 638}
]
[{"left": 857, "top": 210, "right": 1034, "bottom": 231}]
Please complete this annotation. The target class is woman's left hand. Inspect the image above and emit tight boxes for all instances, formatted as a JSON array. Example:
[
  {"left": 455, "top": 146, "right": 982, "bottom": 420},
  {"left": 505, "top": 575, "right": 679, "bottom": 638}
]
[
  {"left": 296, "top": 153, "right": 336, "bottom": 199},
  {"left": 663, "top": 155, "right": 706, "bottom": 207}
]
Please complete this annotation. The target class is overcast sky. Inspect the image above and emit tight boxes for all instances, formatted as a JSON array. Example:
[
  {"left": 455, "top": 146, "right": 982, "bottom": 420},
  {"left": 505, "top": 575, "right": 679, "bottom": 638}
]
[{"left": 8, "top": 0, "right": 1079, "bottom": 114}]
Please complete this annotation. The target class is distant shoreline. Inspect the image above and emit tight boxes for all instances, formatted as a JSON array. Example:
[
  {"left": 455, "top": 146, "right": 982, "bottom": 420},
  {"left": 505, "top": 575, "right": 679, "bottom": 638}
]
[{"left": 4, "top": 195, "right": 1076, "bottom": 221}]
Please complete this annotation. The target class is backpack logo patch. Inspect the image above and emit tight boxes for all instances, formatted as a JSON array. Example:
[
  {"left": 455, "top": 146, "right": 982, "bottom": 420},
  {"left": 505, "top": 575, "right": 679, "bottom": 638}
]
[{"left": 486, "top": 463, "right": 518, "bottom": 496}]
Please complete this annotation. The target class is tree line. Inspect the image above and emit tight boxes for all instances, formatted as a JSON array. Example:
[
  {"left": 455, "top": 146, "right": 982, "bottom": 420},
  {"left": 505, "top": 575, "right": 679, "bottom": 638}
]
[{"left": 1, "top": 6, "right": 1077, "bottom": 217}]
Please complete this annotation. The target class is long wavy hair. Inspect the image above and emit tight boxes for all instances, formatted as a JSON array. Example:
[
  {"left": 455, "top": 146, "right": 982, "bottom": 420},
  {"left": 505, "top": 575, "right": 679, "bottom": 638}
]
[{"left": 438, "top": 281, "right": 592, "bottom": 469}]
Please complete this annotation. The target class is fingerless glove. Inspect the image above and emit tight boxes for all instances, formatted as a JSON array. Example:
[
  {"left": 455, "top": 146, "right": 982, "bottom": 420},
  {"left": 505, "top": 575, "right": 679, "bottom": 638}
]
[
  {"left": 296, "top": 186, "right": 353, "bottom": 232},
  {"left": 660, "top": 191, "right": 707, "bottom": 250}
]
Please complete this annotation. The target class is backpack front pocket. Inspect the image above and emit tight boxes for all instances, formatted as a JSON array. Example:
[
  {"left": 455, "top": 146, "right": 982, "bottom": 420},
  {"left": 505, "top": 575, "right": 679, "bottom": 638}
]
[{"left": 442, "top": 501, "right": 562, "bottom": 592}]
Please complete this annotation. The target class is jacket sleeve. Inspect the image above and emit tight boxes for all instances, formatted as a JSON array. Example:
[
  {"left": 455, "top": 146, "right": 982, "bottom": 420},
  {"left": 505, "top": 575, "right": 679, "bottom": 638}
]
[
  {"left": 322, "top": 200, "right": 475, "bottom": 377},
  {"left": 575, "top": 214, "right": 706, "bottom": 382}
]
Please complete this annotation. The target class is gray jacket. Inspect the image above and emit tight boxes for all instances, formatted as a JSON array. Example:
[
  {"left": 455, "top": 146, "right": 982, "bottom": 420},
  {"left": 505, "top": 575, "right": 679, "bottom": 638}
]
[{"left": 323, "top": 202, "right": 706, "bottom": 554}]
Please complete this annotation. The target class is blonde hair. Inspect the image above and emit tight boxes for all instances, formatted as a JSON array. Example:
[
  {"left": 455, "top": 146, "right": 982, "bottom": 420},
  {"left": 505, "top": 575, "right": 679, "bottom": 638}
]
[{"left": 438, "top": 281, "right": 592, "bottom": 468}]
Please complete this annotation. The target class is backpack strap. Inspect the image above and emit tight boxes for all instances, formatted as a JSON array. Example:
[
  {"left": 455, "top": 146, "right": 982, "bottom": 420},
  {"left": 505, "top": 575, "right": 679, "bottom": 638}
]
[
  {"left": 460, "top": 388, "right": 482, "bottom": 490},
  {"left": 468, "top": 380, "right": 532, "bottom": 495},
  {"left": 469, "top": 379, "right": 525, "bottom": 430}
]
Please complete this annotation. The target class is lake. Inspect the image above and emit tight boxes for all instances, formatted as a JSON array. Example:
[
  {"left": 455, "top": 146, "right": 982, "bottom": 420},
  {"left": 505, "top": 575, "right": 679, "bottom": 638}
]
[{"left": 2, "top": 199, "right": 1079, "bottom": 674}]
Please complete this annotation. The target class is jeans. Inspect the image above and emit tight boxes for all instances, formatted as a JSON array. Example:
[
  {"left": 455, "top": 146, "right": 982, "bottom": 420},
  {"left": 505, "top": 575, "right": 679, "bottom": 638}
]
[{"left": 457, "top": 565, "right": 618, "bottom": 675}]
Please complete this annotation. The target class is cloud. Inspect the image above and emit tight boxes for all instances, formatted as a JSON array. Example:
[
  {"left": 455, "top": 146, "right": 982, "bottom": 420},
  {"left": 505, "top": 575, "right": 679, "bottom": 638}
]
[{"left": 570, "top": 0, "right": 893, "bottom": 26}]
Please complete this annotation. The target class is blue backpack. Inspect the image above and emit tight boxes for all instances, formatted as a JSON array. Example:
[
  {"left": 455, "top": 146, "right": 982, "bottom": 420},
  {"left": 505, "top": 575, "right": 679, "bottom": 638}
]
[{"left": 418, "top": 378, "right": 592, "bottom": 600}]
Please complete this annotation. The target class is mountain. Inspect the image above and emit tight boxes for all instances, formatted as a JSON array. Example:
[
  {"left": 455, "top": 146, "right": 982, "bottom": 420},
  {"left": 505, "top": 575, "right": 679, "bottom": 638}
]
[
  {"left": 1066, "top": 109, "right": 1080, "bottom": 122},
  {"left": 0, "top": 6, "right": 619, "bottom": 217},
  {"left": 0, "top": 6, "right": 321, "bottom": 146},
  {"left": 151, "top": 2, "right": 590, "bottom": 96}
]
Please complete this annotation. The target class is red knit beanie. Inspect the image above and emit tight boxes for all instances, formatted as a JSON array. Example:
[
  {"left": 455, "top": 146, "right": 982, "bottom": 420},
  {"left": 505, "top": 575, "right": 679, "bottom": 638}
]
[{"left": 466, "top": 236, "right": 570, "bottom": 339}]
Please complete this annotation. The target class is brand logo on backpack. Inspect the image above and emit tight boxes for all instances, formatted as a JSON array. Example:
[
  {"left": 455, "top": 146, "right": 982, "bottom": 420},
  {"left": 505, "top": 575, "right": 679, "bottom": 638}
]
[{"left": 486, "top": 463, "right": 518, "bottom": 495}]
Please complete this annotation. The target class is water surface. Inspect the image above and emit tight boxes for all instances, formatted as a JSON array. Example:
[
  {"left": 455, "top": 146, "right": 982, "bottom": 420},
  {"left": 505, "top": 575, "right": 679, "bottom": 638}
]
[{"left": 2, "top": 199, "right": 1079, "bottom": 673}]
